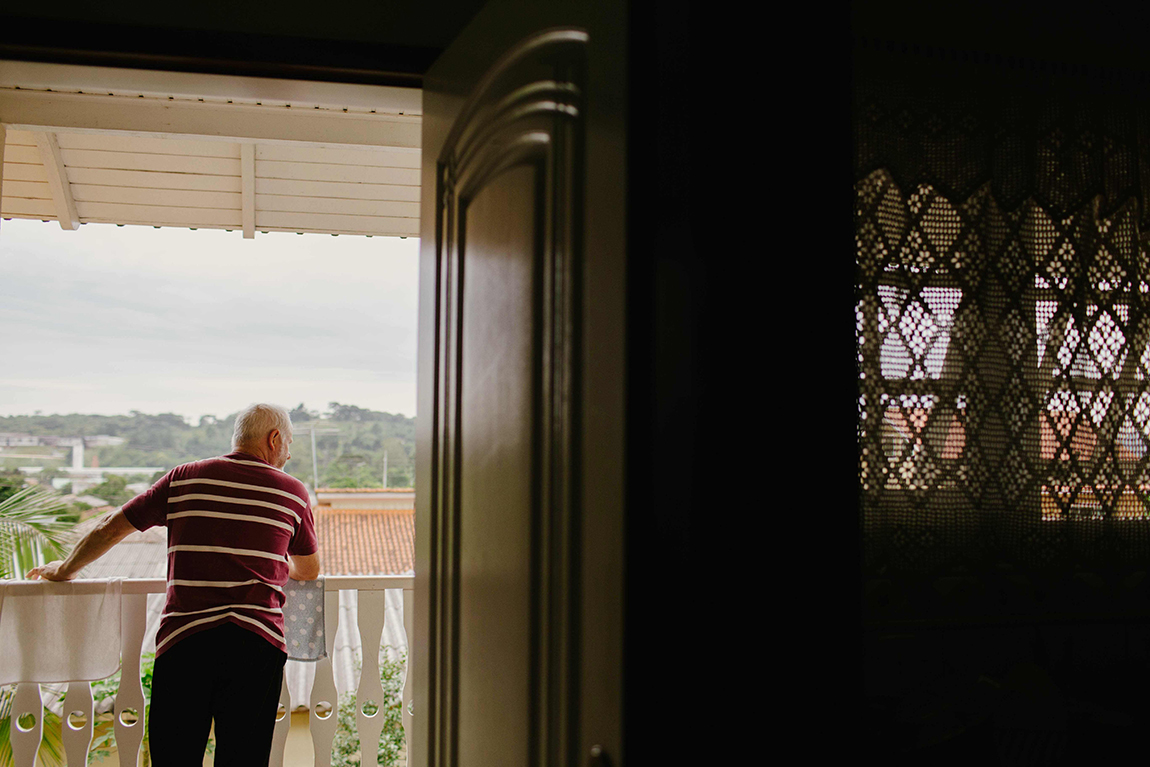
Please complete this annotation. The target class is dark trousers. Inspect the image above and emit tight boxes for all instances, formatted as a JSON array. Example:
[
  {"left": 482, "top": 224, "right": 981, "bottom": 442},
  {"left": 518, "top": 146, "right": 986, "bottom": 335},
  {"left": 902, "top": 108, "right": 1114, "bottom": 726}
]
[{"left": 148, "top": 622, "right": 286, "bottom": 767}]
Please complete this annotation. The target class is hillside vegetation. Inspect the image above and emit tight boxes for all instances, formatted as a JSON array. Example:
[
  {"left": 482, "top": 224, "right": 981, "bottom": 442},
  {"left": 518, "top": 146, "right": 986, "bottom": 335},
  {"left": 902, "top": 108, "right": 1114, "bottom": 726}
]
[{"left": 0, "top": 402, "right": 414, "bottom": 490}]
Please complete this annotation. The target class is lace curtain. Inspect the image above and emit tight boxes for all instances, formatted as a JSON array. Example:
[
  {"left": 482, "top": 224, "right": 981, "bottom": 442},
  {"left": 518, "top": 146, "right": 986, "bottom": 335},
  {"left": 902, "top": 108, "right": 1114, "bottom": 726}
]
[{"left": 855, "top": 48, "right": 1150, "bottom": 582}]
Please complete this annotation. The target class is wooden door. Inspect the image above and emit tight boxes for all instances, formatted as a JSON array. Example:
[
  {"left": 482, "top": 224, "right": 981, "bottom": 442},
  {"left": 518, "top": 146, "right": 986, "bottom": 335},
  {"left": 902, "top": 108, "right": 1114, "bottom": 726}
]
[{"left": 414, "top": 2, "right": 626, "bottom": 766}]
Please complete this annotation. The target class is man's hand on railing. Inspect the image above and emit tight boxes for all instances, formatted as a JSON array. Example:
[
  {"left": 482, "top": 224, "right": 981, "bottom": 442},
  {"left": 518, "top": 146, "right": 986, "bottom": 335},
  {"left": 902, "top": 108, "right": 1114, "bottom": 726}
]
[{"left": 25, "top": 560, "right": 74, "bottom": 580}]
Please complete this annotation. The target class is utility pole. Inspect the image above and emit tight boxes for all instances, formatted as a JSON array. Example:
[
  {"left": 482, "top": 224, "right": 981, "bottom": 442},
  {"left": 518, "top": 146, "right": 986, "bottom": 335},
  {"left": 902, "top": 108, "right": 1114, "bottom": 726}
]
[
  {"left": 383, "top": 450, "right": 388, "bottom": 489},
  {"left": 293, "top": 424, "right": 339, "bottom": 499},
  {"left": 312, "top": 429, "right": 319, "bottom": 494}
]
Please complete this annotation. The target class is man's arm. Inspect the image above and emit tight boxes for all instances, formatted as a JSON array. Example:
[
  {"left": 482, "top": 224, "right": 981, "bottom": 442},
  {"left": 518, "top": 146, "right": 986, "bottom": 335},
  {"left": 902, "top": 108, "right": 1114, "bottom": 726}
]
[
  {"left": 25, "top": 509, "right": 138, "bottom": 581},
  {"left": 288, "top": 552, "right": 321, "bottom": 581}
]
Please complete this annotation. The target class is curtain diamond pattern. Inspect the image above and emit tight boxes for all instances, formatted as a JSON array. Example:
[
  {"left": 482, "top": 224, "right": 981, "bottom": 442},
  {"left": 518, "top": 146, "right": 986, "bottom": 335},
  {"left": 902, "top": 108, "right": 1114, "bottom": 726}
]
[
  {"left": 852, "top": 51, "right": 1150, "bottom": 592},
  {"left": 858, "top": 166, "right": 1150, "bottom": 575}
]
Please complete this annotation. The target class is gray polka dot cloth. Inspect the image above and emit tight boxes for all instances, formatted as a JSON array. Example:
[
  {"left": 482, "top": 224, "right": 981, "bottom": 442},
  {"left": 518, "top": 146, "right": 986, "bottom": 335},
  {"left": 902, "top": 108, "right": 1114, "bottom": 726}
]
[{"left": 284, "top": 577, "right": 326, "bottom": 661}]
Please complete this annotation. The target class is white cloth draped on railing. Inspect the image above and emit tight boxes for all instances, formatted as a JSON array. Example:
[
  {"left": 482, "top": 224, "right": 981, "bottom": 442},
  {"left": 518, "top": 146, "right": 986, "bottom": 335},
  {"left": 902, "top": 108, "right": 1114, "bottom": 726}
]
[{"left": 0, "top": 578, "right": 122, "bottom": 685}]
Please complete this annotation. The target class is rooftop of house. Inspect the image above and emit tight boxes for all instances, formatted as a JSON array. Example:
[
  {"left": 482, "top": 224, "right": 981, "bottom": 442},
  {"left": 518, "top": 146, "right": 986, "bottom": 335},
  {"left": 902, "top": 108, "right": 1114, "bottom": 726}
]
[
  {"left": 315, "top": 508, "right": 414, "bottom": 575},
  {"left": 75, "top": 516, "right": 167, "bottom": 580}
]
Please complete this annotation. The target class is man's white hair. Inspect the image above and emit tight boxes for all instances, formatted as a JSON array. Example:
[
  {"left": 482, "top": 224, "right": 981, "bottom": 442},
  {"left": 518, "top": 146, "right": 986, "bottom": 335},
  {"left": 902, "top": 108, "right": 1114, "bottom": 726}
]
[{"left": 232, "top": 403, "right": 292, "bottom": 450}]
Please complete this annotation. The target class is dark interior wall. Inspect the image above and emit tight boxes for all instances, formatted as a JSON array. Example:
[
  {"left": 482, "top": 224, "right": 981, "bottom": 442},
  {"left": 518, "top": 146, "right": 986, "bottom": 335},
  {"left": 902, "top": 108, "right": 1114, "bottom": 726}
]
[
  {"left": 624, "top": 0, "right": 699, "bottom": 762},
  {"left": 852, "top": 1, "right": 1150, "bottom": 76},
  {"left": 0, "top": 0, "right": 488, "bottom": 85},
  {"left": 1, "top": 0, "right": 485, "bottom": 46}
]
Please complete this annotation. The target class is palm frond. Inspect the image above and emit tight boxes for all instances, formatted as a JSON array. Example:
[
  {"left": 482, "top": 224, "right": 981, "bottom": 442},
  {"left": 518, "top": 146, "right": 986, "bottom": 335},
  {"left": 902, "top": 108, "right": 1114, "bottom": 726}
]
[
  {"left": 0, "top": 487, "right": 77, "bottom": 579},
  {"left": 0, "top": 707, "right": 67, "bottom": 767}
]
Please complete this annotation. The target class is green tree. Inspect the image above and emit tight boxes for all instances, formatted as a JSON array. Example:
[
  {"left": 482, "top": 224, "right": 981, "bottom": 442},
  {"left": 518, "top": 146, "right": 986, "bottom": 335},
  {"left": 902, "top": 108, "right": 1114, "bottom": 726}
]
[
  {"left": 289, "top": 403, "right": 315, "bottom": 423},
  {"left": 0, "top": 472, "right": 24, "bottom": 504},
  {"left": 386, "top": 466, "right": 413, "bottom": 488},
  {"left": 86, "top": 475, "right": 133, "bottom": 507},
  {"left": 326, "top": 403, "right": 386, "bottom": 423}
]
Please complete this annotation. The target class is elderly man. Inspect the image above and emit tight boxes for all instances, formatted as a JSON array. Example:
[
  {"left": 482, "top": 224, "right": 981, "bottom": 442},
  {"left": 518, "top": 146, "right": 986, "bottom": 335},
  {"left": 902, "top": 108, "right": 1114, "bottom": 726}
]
[{"left": 28, "top": 403, "right": 320, "bottom": 766}]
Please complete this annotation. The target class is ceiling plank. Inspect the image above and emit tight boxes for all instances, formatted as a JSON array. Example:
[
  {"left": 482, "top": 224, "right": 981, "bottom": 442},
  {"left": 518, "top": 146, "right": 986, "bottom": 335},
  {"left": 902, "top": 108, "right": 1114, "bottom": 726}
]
[
  {"left": 255, "top": 177, "right": 420, "bottom": 202},
  {"left": 3, "top": 180, "right": 52, "bottom": 200},
  {"left": 1, "top": 198, "right": 56, "bottom": 218},
  {"left": 56, "top": 132, "right": 242, "bottom": 158},
  {"left": 256, "top": 194, "right": 419, "bottom": 218},
  {"left": 3, "top": 145, "right": 41, "bottom": 164},
  {"left": 255, "top": 210, "right": 419, "bottom": 236},
  {"left": 241, "top": 143, "right": 255, "bottom": 239},
  {"left": 66, "top": 167, "right": 239, "bottom": 192},
  {"left": 74, "top": 201, "right": 241, "bottom": 228},
  {"left": 257, "top": 161, "right": 418, "bottom": 186},
  {"left": 32, "top": 131, "right": 79, "bottom": 229},
  {"left": 61, "top": 149, "right": 239, "bottom": 176},
  {"left": 4, "top": 128, "right": 35, "bottom": 145},
  {"left": 256, "top": 143, "right": 419, "bottom": 169},
  {"left": 0, "top": 89, "right": 421, "bottom": 149},
  {"left": 70, "top": 185, "right": 240, "bottom": 209}
]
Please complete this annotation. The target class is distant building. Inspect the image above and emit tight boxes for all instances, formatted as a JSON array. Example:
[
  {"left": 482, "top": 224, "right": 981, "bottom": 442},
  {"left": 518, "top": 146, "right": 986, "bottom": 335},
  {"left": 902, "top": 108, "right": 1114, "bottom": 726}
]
[
  {"left": 0, "top": 433, "right": 125, "bottom": 448},
  {"left": 84, "top": 436, "right": 126, "bottom": 447},
  {"left": 0, "top": 433, "right": 40, "bottom": 447},
  {"left": 315, "top": 487, "right": 415, "bottom": 510}
]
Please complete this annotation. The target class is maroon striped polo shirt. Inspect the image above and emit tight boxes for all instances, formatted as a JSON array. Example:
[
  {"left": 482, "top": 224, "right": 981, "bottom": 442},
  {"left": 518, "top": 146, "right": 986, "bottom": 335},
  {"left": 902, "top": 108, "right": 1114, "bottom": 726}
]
[{"left": 121, "top": 451, "right": 318, "bottom": 657}]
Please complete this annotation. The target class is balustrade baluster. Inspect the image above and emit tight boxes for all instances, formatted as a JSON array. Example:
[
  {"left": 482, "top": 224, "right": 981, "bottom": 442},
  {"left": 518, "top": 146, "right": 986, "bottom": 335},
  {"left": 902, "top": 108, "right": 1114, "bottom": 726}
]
[
  {"left": 114, "top": 593, "right": 148, "bottom": 766},
  {"left": 403, "top": 587, "right": 413, "bottom": 767},
  {"left": 9, "top": 682, "right": 41, "bottom": 767},
  {"left": 356, "top": 589, "right": 387, "bottom": 764},
  {"left": 309, "top": 589, "right": 341, "bottom": 766},
  {"left": 62, "top": 680, "right": 95, "bottom": 764}
]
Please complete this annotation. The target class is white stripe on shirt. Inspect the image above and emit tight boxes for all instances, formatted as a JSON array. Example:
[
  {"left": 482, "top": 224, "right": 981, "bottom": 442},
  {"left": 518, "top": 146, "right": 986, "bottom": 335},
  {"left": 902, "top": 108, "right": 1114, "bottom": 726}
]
[
  {"left": 168, "top": 545, "right": 288, "bottom": 562},
  {"left": 167, "top": 493, "right": 301, "bottom": 523},
  {"left": 167, "top": 509, "right": 294, "bottom": 533},
  {"left": 169, "top": 478, "right": 307, "bottom": 509},
  {"left": 156, "top": 611, "right": 285, "bottom": 652},
  {"left": 163, "top": 603, "right": 282, "bottom": 618},
  {"left": 169, "top": 578, "right": 284, "bottom": 593}
]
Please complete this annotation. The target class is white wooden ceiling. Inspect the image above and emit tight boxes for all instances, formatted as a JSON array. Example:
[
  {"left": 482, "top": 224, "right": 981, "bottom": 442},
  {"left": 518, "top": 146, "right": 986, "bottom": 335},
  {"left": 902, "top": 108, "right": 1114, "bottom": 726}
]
[{"left": 0, "top": 61, "right": 422, "bottom": 238}]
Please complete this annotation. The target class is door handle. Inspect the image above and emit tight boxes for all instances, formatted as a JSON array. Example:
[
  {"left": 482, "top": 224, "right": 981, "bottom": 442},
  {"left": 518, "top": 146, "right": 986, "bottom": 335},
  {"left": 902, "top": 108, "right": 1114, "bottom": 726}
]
[{"left": 589, "top": 745, "right": 613, "bottom": 767}]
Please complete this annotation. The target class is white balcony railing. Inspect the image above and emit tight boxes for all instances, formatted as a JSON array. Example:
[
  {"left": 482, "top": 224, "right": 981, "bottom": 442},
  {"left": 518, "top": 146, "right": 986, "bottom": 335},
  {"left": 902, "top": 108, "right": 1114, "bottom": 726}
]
[{"left": 3, "top": 575, "right": 414, "bottom": 767}]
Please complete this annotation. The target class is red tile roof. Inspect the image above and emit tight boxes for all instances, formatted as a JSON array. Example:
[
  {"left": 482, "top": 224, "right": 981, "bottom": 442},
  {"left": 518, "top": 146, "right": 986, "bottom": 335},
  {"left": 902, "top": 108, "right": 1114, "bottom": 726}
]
[
  {"left": 883, "top": 408, "right": 965, "bottom": 459},
  {"left": 884, "top": 406, "right": 1144, "bottom": 463},
  {"left": 315, "top": 507, "right": 414, "bottom": 575}
]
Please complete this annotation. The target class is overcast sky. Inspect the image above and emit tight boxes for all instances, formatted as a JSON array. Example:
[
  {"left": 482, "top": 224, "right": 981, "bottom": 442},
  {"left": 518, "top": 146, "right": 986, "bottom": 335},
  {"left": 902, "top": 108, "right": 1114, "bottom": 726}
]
[{"left": 0, "top": 219, "right": 419, "bottom": 422}]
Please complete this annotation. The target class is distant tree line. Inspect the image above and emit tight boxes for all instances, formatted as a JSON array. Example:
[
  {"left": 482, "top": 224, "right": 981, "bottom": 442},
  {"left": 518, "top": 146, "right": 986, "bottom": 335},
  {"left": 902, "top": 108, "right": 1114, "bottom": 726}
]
[{"left": 0, "top": 403, "right": 415, "bottom": 491}]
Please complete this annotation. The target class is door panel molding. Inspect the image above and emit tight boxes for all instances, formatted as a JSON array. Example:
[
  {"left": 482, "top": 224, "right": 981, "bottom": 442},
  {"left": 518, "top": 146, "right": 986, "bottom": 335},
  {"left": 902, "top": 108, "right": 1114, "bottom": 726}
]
[{"left": 423, "top": 27, "right": 587, "bottom": 767}]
